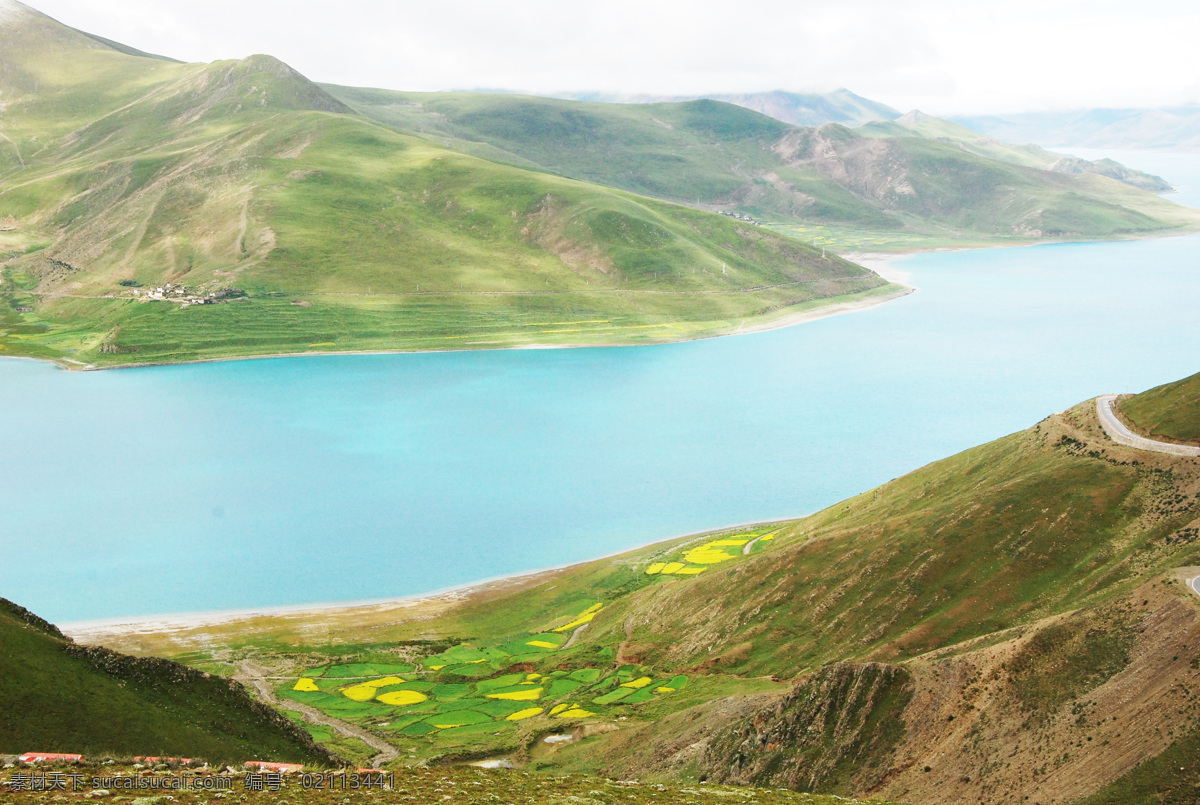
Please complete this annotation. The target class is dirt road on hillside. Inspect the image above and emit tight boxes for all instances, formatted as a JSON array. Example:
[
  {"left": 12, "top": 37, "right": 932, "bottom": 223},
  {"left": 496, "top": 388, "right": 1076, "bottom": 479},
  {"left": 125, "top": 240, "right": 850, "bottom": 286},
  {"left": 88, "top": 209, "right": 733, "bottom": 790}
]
[{"left": 235, "top": 661, "right": 398, "bottom": 768}]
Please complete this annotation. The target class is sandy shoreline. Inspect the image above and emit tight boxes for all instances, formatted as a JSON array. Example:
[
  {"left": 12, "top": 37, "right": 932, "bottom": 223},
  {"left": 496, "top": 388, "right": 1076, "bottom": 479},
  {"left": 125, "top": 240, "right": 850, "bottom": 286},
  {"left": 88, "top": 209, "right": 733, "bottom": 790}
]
[
  {"left": 60, "top": 568, "right": 558, "bottom": 642},
  {"left": 844, "top": 252, "right": 917, "bottom": 285},
  {"left": 61, "top": 516, "right": 797, "bottom": 647}
]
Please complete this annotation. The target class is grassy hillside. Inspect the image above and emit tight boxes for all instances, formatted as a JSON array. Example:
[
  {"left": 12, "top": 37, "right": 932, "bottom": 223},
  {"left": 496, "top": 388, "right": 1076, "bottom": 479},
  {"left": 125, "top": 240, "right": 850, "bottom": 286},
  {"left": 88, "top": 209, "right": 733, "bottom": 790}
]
[
  {"left": 0, "top": 3, "right": 888, "bottom": 368},
  {"left": 0, "top": 597, "right": 339, "bottom": 764},
  {"left": 1118, "top": 370, "right": 1200, "bottom": 445},
  {"left": 81, "top": 373, "right": 1200, "bottom": 803},
  {"left": 327, "top": 86, "right": 1200, "bottom": 251}
]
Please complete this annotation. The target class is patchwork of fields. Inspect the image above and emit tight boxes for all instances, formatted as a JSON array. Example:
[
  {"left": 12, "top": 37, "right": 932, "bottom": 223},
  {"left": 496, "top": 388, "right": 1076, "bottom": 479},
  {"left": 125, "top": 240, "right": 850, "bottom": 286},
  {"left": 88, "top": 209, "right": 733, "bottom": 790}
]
[
  {"left": 276, "top": 603, "right": 691, "bottom": 756},
  {"left": 270, "top": 528, "right": 781, "bottom": 761}
]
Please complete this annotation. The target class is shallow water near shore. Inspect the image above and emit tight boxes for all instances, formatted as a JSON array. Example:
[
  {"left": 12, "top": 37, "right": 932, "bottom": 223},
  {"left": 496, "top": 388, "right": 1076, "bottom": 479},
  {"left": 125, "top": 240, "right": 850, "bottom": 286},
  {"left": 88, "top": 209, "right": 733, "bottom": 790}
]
[{"left": 5, "top": 151, "right": 1200, "bottom": 624}]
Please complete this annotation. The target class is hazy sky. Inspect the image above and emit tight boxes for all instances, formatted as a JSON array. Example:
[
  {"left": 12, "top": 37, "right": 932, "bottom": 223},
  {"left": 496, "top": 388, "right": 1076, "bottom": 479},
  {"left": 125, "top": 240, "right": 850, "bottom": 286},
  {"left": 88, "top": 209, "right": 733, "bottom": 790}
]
[{"left": 23, "top": 0, "right": 1200, "bottom": 115}]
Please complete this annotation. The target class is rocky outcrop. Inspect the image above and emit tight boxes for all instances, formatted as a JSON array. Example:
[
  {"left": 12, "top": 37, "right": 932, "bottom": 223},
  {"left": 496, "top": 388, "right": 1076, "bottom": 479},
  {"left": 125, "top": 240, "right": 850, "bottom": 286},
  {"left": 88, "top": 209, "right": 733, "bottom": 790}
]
[{"left": 701, "top": 662, "right": 912, "bottom": 793}]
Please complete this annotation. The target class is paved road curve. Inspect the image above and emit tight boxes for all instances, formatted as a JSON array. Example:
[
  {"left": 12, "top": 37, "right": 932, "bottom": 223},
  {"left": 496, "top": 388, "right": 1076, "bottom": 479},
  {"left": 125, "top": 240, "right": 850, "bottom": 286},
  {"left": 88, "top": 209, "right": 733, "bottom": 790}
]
[{"left": 1095, "top": 395, "right": 1200, "bottom": 457}]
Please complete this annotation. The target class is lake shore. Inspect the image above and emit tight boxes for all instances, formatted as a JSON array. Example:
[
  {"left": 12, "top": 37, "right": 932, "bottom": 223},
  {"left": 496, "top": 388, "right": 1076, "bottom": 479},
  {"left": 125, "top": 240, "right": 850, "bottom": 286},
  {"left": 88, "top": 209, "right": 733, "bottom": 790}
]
[
  {"left": 61, "top": 517, "right": 795, "bottom": 655},
  {"left": 42, "top": 277, "right": 912, "bottom": 372},
  {"left": 61, "top": 567, "right": 562, "bottom": 647}
]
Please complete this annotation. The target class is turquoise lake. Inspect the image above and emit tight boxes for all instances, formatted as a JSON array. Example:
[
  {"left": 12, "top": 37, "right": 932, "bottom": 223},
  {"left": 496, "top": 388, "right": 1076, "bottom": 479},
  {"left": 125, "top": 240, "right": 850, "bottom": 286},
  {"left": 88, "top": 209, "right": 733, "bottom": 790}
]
[{"left": 4, "top": 151, "right": 1200, "bottom": 624}]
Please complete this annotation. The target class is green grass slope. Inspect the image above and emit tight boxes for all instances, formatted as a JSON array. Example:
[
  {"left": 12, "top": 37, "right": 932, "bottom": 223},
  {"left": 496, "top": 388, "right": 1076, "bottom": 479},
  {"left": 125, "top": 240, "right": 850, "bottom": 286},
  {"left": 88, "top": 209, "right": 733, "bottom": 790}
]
[
  {"left": 0, "top": 3, "right": 889, "bottom": 367},
  {"left": 0, "top": 597, "right": 340, "bottom": 764},
  {"left": 1118, "top": 370, "right": 1200, "bottom": 445},
  {"left": 326, "top": 86, "right": 1200, "bottom": 251}
]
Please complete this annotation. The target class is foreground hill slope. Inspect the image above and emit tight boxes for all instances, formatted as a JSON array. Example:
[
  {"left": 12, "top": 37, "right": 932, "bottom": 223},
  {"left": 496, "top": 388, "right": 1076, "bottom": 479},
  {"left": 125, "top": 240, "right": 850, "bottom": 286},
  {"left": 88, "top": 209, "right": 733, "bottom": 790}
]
[
  {"left": 81, "top": 372, "right": 1200, "bottom": 803},
  {"left": 0, "top": 2, "right": 886, "bottom": 367},
  {"left": 0, "top": 597, "right": 339, "bottom": 764},
  {"left": 327, "top": 86, "right": 1200, "bottom": 250}
]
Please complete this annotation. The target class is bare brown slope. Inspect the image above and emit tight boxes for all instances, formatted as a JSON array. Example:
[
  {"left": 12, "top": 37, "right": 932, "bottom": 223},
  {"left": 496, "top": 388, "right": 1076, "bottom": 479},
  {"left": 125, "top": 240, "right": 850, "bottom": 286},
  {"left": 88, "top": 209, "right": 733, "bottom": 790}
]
[{"left": 696, "top": 578, "right": 1200, "bottom": 804}]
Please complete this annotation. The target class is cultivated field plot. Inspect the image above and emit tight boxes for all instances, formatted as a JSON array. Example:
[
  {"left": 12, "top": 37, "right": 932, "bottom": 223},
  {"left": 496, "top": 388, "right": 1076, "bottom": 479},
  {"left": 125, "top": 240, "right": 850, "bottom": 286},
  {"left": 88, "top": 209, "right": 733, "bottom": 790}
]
[
  {"left": 645, "top": 528, "right": 778, "bottom": 576},
  {"left": 278, "top": 603, "right": 691, "bottom": 747}
]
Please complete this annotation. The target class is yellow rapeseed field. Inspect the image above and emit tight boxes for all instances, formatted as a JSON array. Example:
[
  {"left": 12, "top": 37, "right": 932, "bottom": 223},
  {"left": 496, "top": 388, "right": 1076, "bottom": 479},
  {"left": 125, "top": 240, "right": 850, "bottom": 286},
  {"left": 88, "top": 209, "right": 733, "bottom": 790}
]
[
  {"left": 341, "top": 676, "right": 406, "bottom": 701},
  {"left": 376, "top": 690, "right": 428, "bottom": 706},
  {"left": 486, "top": 687, "right": 543, "bottom": 701},
  {"left": 506, "top": 707, "right": 544, "bottom": 721},
  {"left": 552, "top": 603, "right": 604, "bottom": 632}
]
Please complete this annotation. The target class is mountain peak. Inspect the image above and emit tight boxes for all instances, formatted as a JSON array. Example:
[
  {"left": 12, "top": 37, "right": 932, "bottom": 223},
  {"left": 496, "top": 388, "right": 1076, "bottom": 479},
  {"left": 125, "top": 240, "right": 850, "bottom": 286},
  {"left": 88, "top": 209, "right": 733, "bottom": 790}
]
[{"left": 897, "top": 109, "right": 933, "bottom": 125}]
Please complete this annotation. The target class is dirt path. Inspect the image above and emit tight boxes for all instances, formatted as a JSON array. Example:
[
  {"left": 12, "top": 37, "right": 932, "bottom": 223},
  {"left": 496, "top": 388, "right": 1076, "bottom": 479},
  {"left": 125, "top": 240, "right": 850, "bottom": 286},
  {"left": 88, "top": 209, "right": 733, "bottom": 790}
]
[
  {"left": 1096, "top": 395, "right": 1200, "bottom": 457},
  {"left": 742, "top": 535, "right": 765, "bottom": 555},
  {"left": 0, "top": 131, "right": 24, "bottom": 168},
  {"left": 561, "top": 623, "right": 588, "bottom": 649},
  {"left": 234, "top": 661, "right": 398, "bottom": 769}
]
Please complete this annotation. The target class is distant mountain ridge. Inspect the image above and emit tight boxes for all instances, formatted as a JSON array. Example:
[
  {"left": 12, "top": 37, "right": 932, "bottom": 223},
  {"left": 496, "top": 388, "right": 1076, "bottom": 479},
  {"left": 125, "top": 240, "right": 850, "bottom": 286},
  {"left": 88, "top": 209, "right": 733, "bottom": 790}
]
[
  {"left": 329, "top": 85, "right": 1198, "bottom": 247},
  {"left": 548, "top": 88, "right": 902, "bottom": 128},
  {"left": 859, "top": 110, "right": 1173, "bottom": 191},
  {"left": 952, "top": 104, "right": 1200, "bottom": 151}
]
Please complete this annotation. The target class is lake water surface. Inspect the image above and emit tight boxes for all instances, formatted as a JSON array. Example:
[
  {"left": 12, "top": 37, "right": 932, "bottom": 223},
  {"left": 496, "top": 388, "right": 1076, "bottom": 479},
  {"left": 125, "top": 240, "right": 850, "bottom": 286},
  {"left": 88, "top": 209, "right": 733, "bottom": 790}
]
[{"left": 4, "top": 151, "right": 1200, "bottom": 624}]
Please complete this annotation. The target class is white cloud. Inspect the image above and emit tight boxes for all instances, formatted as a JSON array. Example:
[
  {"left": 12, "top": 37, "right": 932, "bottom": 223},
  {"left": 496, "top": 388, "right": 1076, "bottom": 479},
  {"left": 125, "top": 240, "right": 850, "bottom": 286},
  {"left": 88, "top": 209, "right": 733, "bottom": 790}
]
[{"left": 20, "top": 0, "right": 1200, "bottom": 115}]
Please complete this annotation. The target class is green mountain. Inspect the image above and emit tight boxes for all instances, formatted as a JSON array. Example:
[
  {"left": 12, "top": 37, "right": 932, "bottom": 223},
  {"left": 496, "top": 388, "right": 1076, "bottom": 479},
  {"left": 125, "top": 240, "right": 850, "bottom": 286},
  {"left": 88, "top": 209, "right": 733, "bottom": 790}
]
[
  {"left": 1, "top": 1, "right": 1197, "bottom": 369},
  {"left": 97, "top": 371, "right": 1200, "bottom": 802},
  {"left": 325, "top": 86, "right": 1200, "bottom": 252},
  {"left": 0, "top": 1, "right": 887, "bottom": 367},
  {"left": 859, "top": 110, "right": 1173, "bottom": 191},
  {"left": 0, "top": 597, "right": 340, "bottom": 764}
]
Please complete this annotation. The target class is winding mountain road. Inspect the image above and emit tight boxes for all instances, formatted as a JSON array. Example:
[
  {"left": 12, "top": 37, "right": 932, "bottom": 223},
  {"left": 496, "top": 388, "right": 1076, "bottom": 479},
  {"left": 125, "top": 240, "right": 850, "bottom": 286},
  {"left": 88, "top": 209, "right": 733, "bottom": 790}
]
[{"left": 1095, "top": 395, "right": 1200, "bottom": 457}]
